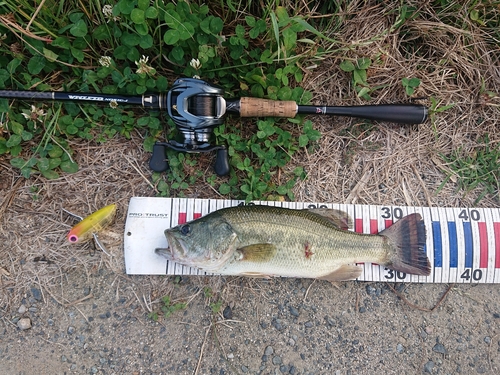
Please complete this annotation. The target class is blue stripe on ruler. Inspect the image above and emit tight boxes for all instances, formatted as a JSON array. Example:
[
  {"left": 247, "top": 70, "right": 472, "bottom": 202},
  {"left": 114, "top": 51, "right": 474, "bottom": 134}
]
[
  {"left": 448, "top": 222, "right": 458, "bottom": 268},
  {"left": 462, "top": 221, "right": 473, "bottom": 268},
  {"left": 432, "top": 221, "right": 442, "bottom": 267}
]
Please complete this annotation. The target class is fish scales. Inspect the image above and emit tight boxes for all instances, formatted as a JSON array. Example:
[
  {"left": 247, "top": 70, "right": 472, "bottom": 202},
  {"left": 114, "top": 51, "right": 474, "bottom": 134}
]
[{"left": 214, "top": 205, "right": 389, "bottom": 278}]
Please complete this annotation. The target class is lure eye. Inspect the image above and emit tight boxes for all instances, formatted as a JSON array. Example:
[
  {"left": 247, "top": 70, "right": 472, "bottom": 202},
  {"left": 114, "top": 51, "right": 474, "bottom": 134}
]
[
  {"left": 180, "top": 224, "right": 191, "bottom": 236},
  {"left": 68, "top": 235, "right": 79, "bottom": 243}
]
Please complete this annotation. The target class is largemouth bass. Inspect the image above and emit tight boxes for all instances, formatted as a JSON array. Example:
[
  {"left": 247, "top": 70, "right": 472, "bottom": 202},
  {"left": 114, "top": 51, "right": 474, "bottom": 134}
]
[{"left": 155, "top": 205, "right": 430, "bottom": 281}]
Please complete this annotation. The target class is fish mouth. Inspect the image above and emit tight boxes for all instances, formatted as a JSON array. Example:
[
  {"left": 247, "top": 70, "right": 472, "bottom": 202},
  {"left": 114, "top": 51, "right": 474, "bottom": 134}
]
[
  {"left": 157, "top": 231, "right": 190, "bottom": 262},
  {"left": 154, "top": 247, "right": 173, "bottom": 260}
]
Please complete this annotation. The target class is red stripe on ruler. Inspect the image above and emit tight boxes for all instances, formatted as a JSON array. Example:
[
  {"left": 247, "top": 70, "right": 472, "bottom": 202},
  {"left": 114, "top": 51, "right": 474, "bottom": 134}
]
[
  {"left": 355, "top": 218, "right": 363, "bottom": 233},
  {"left": 178, "top": 212, "right": 187, "bottom": 224},
  {"left": 193, "top": 213, "right": 202, "bottom": 219},
  {"left": 478, "top": 222, "right": 488, "bottom": 268},
  {"left": 370, "top": 219, "right": 378, "bottom": 234},
  {"left": 385, "top": 219, "right": 393, "bottom": 229},
  {"left": 494, "top": 223, "right": 500, "bottom": 268}
]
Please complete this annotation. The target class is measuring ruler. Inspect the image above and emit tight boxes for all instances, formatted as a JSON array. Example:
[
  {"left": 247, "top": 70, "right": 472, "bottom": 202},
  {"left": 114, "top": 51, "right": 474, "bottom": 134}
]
[{"left": 124, "top": 197, "right": 500, "bottom": 283}]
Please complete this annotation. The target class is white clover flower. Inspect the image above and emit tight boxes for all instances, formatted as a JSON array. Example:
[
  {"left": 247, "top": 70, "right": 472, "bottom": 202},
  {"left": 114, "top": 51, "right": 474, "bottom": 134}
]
[
  {"left": 98, "top": 56, "right": 112, "bottom": 67},
  {"left": 190, "top": 58, "right": 202, "bottom": 70},
  {"left": 135, "top": 55, "right": 155, "bottom": 76},
  {"left": 109, "top": 100, "right": 119, "bottom": 109},
  {"left": 193, "top": 75, "right": 201, "bottom": 79},
  {"left": 22, "top": 105, "right": 46, "bottom": 125},
  {"left": 102, "top": 5, "right": 120, "bottom": 22}
]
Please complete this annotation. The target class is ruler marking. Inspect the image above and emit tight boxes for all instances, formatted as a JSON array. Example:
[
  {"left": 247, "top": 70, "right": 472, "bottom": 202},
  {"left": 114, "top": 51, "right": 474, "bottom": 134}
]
[
  {"left": 432, "top": 221, "right": 443, "bottom": 268},
  {"left": 463, "top": 222, "right": 473, "bottom": 268},
  {"left": 448, "top": 222, "right": 458, "bottom": 268},
  {"left": 478, "top": 221, "right": 488, "bottom": 269},
  {"left": 494, "top": 222, "right": 500, "bottom": 268},
  {"left": 178, "top": 212, "right": 187, "bottom": 224}
]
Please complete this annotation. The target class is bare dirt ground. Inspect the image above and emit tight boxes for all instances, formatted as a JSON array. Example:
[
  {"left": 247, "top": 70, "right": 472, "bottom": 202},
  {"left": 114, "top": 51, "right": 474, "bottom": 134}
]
[{"left": 1, "top": 2, "right": 500, "bottom": 375}]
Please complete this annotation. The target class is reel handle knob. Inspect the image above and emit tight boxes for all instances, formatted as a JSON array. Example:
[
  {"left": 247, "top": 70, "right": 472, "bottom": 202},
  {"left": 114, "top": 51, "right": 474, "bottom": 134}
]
[
  {"left": 149, "top": 143, "right": 170, "bottom": 172},
  {"left": 214, "top": 148, "right": 230, "bottom": 176}
]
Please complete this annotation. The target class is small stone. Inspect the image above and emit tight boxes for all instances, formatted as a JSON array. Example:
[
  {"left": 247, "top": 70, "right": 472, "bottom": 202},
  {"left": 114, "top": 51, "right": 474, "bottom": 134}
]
[
  {"left": 484, "top": 337, "right": 491, "bottom": 344},
  {"left": 289, "top": 306, "right": 300, "bottom": 317},
  {"left": 288, "top": 338, "right": 296, "bottom": 346},
  {"left": 424, "top": 361, "right": 434, "bottom": 373},
  {"left": 241, "top": 365, "right": 248, "bottom": 373},
  {"left": 90, "top": 366, "right": 98, "bottom": 374},
  {"left": 366, "top": 285, "right": 376, "bottom": 295},
  {"left": 47, "top": 319, "right": 54, "bottom": 326},
  {"left": 264, "top": 346, "right": 274, "bottom": 356},
  {"left": 359, "top": 307, "right": 366, "bottom": 313},
  {"left": 31, "top": 287, "right": 42, "bottom": 301},
  {"left": 262, "top": 355, "right": 268, "bottom": 362},
  {"left": 272, "top": 356, "right": 282, "bottom": 365},
  {"left": 396, "top": 343, "right": 404, "bottom": 353},
  {"left": 304, "top": 321, "right": 313, "bottom": 328},
  {"left": 61, "top": 355, "right": 67, "bottom": 362},
  {"left": 227, "top": 353, "right": 234, "bottom": 359},
  {"left": 67, "top": 326, "right": 76, "bottom": 335},
  {"left": 18, "top": 305, "right": 27, "bottom": 314},
  {"left": 17, "top": 318, "right": 31, "bottom": 330},
  {"left": 223, "top": 305, "right": 233, "bottom": 320},
  {"left": 280, "top": 365, "right": 289, "bottom": 373},
  {"left": 289, "top": 366, "right": 297, "bottom": 375},
  {"left": 433, "top": 343, "right": 447, "bottom": 354}
]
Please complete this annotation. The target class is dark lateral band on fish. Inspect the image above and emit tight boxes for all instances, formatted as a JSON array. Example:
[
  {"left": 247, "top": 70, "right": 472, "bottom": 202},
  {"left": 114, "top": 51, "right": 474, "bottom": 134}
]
[{"left": 155, "top": 205, "right": 431, "bottom": 281}]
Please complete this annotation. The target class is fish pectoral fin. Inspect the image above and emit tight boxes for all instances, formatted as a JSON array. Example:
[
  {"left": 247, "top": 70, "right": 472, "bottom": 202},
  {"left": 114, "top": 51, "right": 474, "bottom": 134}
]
[
  {"left": 317, "top": 264, "right": 362, "bottom": 281},
  {"left": 305, "top": 208, "right": 353, "bottom": 230},
  {"left": 237, "top": 243, "right": 277, "bottom": 262}
]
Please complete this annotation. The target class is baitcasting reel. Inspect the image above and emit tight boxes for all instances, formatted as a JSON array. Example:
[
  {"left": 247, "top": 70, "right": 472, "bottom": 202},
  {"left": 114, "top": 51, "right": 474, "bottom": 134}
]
[{"left": 148, "top": 78, "right": 230, "bottom": 176}]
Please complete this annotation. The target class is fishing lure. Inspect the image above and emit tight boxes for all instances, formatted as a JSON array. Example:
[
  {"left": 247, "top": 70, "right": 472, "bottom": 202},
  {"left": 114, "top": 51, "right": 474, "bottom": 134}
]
[{"left": 67, "top": 203, "right": 117, "bottom": 244}]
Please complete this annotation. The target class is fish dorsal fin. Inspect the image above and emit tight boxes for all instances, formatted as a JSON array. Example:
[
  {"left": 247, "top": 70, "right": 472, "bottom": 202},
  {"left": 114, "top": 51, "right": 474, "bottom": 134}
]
[
  {"left": 317, "top": 264, "right": 362, "bottom": 281},
  {"left": 306, "top": 208, "right": 353, "bottom": 230},
  {"left": 236, "top": 243, "right": 277, "bottom": 262}
]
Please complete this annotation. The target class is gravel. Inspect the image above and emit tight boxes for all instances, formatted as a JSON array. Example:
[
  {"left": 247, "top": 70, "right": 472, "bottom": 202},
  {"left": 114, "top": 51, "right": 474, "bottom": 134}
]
[{"left": 1, "top": 270, "right": 499, "bottom": 374}]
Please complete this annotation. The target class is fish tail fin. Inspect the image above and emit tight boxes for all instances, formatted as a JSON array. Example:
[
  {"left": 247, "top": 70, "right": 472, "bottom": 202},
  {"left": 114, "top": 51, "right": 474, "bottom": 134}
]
[{"left": 379, "top": 213, "right": 430, "bottom": 276}]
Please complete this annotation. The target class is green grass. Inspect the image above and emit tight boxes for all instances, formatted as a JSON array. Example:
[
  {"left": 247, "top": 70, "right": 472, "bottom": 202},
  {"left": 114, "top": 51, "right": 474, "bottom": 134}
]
[{"left": 438, "top": 136, "right": 500, "bottom": 204}]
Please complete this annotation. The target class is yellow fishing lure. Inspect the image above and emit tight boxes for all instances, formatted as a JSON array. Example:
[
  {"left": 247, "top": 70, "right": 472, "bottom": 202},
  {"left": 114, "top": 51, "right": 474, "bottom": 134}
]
[{"left": 67, "top": 204, "right": 117, "bottom": 244}]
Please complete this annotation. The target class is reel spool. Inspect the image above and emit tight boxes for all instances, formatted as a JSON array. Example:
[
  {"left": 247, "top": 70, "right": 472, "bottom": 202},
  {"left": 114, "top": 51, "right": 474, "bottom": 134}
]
[{"left": 149, "top": 78, "right": 230, "bottom": 176}]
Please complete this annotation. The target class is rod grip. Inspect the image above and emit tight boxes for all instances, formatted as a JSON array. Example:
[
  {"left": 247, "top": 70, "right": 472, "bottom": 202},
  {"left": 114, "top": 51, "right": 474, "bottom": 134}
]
[{"left": 239, "top": 97, "right": 298, "bottom": 118}]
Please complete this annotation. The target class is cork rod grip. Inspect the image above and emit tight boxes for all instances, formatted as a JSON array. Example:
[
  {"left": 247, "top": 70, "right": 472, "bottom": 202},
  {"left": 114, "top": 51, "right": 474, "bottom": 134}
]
[{"left": 239, "top": 97, "right": 298, "bottom": 118}]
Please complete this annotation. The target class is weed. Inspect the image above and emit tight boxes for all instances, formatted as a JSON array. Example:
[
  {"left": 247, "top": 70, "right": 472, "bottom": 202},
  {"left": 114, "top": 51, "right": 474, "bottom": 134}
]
[
  {"left": 148, "top": 295, "right": 187, "bottom": 321},
  {"left": 340, "top": 58, "right": 372, "bottom": 100},
  {"left": 402, "top": 77, "right": 421, "bottom": 96},
  {"left": 438, "top": 136, "right": 500, "bottom": 204}
]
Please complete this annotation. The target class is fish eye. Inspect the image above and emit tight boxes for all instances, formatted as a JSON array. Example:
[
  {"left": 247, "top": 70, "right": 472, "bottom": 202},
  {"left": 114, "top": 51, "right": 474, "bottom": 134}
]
[{"left": 180, "top": 224, "right": 191, "bottom": 236}]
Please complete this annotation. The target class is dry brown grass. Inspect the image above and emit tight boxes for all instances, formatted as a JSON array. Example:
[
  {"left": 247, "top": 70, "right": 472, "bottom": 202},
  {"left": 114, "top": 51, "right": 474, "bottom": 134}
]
[{"left": 1, "top": 1, "right": 499, "bottom": 310}]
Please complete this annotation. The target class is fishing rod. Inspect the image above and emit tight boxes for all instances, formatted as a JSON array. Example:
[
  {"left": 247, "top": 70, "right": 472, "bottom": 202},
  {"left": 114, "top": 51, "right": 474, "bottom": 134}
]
[{"left": 0, "top": 77, "right": 428, "bottom": 176}]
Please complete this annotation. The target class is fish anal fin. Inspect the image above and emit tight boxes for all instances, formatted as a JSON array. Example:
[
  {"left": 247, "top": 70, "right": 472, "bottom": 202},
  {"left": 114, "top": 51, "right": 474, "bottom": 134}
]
[
  {"left": 317, "top": 265, "right": 362, "bottom": 281},
  {"left": 237, "top": 243, "right": 277, "bottom": 262},
  {"left": 306, "top": 208, "right": 353, "bottom": 230}
]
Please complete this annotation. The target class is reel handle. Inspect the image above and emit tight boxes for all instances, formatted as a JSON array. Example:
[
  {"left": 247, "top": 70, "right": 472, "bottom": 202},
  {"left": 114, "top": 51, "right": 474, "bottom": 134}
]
[
  {"left": 149, "top": 144, "right": 169, "bottom": 172},
  {"left": 214, "top": 148, "right": 230, "bottom": 176}
]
